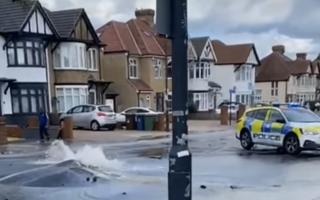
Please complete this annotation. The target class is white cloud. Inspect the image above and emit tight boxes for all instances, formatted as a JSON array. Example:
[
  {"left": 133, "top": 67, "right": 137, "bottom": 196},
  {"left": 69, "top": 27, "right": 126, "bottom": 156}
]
[
  {"left": 39, "top": 0, "right": 320, "bottom": 60},
  {"left": 215, "top": 29, "right": 319, "bottom": 59}
]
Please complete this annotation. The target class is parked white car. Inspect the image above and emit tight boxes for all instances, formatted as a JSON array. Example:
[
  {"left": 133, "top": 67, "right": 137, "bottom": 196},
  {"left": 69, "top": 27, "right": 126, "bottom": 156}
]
[
  {"left": 60, "top": 105, "right": 117, "bottom": 131},
  {"left": 215, "top": 102, "right": 240, "bottom": 114},
  {"left": 116, "top": 107, "right": 161, "bottom": 124}
]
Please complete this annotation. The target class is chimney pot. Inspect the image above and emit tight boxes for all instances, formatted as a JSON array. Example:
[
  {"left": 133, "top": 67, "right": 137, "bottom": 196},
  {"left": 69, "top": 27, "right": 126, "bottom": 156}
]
[
  {"left": 296, "top": 53, "right": 307, "bottom": 60},
  {"left": 135, "top": 9, "right": 155, "bottom": 27},
  {"left": 272, "top": 45, "right": 285, "bottom": 55}
]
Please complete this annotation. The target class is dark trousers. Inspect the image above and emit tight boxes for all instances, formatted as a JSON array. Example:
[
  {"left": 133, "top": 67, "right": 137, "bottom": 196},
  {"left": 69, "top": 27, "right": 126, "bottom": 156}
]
[
  {"left": 57, "top": 129, "right": 63, "bottom": 140},
  {"left": 39, "top": 126, "right": 50, "bottom": 141}
]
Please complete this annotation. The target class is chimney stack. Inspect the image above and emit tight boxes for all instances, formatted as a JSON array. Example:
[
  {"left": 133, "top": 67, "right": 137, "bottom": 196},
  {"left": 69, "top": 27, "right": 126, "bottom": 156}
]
[
  {"left": 296, "top": 53, "right": 307, "bottom": 60},
  {"left": 135, "top": 9, "right": 155, "bottom": 27},
  {"left": 272, "top": 45, "right": 285, "bottom": 55}
]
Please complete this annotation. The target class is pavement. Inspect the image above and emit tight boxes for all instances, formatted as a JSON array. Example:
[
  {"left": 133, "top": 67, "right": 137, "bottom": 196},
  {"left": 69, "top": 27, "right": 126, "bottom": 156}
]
[{"left": 72, "top": 120, "right": 232, "bottom": 143}]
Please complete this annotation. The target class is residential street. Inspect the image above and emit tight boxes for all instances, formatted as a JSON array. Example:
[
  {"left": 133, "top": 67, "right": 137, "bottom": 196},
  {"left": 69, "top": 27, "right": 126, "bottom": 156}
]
[{"left": 1, "top": 124, "right": 320, "bottom": 200}]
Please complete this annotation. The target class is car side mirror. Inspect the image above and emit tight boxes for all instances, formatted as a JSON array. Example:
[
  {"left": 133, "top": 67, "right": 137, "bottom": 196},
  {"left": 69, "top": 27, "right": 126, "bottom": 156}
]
[{"left": 276, "top": 119, "right": 286, "bottom": 124}]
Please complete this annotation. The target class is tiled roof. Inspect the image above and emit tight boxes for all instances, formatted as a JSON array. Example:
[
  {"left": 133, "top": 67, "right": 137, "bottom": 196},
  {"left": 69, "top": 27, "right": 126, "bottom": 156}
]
[
  {"left": 190, "top": 37, "right": 210, "bottom": 58},
  {"left": 97, "top": 21, "right": 140, "bottom": 54},
  {"left": 0, "top": 0, "right": 98, "bottom": 43},
  {"left": 256, "top": 52, "right": 292, "bottom": 82},
  {"left": 98, "top": 18, "right": 169, "bottom": 56},
  {"left": 0, "top": 0, "right": 37, "bottom": 32},
  {"left": 212, "top": 40, "right": 258, "bottom": 65},
  {"left": 256, "top": 50, "right": 314, "bottom": 82},
  {"left": 288, "top": 59, "right": 312, "bottom": 75},
  {"left": 46, "top": 8, "right": 83, "bottom": 38}
]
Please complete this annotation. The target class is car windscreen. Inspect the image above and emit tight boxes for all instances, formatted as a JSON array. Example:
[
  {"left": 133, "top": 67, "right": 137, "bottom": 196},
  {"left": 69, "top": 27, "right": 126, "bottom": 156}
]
[
  {"left": 98, "top": 106, "right": 113, "bottom": 112},
  {"left": 282, "top": 108, "right": 320, "bottom": 123}
]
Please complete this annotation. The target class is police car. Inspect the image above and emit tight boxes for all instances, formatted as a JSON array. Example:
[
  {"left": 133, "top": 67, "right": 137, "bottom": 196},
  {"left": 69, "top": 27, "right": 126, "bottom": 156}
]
[{"left": 236, "top": 104, "right": 320, "bottom": 155}]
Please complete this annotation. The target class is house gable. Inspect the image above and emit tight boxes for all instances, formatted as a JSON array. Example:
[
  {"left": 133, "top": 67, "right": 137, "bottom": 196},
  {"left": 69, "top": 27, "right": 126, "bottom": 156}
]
[
  {"left": 188, "top": 41, "right": 197, "bottom": 60},
  {"left": 70, "top": 12, "right": 99, "bottom": 43},
  {"left": 307, "top": 65, "right": 312, "bottom": 73},
  {"left": 200, "top": 39, "right": 215, "bottom": 60},
  {"left": 315, "top": 64, "right": 319, "bottom": 74},
  {"left": 246, "top": 49, "right": 259, "bottom": 65},
  {"left": 22, "top": 6, "right": 55, "bottom": 35}
]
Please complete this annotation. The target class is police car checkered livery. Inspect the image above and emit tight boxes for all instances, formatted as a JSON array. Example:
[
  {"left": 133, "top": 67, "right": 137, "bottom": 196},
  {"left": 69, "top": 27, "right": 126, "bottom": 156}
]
[{"left": 236, "top": 105, "right": 320, "bottom": 155}]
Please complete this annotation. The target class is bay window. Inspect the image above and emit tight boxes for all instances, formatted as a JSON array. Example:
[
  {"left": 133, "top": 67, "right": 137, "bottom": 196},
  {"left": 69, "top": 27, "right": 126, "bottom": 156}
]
[
  {"left": 236, "top": 65, "right": 252, "bottom": 81},
  {"left": 54, "top": 43, "right": 98, "bottom": 70},
  {"left": 7, "top": 40, "right": 46, "bottom": 67},
  {"left": 56, "top": 86, "right": 88, "bottom": 113},
  {"left": 189, "top": 61, "right": 211, "bottom": 79}
]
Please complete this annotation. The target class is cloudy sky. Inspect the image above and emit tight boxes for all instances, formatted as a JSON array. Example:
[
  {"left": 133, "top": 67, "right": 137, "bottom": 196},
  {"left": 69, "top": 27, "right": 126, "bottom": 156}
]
[{"left": 40, "top": 0, "right": 320, "bottom": 60}]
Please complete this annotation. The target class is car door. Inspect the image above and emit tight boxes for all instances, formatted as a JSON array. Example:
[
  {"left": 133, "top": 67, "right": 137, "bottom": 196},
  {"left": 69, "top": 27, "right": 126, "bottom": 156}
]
[
  {"left": 79, "top": 105, "right": 95, "bottom": 128},
  {"left": 264, "top": 109, "right": 286, "bottom": 146},
  {"left": 70, "top": 106, "right": 83, "bottom": 127},
  {"left": 251, "top": 109, "right": 268, "bottom": 144}
]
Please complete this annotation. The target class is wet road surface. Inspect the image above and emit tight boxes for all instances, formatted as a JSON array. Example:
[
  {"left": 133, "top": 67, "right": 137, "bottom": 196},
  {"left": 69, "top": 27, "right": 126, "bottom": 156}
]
[{"left": 1, "top": 130, "right": 320, "bottom": 200}]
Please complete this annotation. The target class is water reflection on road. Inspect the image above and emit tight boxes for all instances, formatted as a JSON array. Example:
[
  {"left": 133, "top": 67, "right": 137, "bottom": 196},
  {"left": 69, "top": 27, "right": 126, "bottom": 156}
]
[{"left": 2, "top": 131, "right": 320, "bottom": 200}]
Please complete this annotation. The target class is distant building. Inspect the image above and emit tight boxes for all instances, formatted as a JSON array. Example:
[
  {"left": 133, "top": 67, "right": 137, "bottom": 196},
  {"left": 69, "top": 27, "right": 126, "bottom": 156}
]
[
  {"left": 256, "top": 45, "right": 318, "bottom": 104},
  {"left": 211, "top": 40, "right": 260, "bottom": 106},
  {"left": 188, "top": 37, "right": 220, "bottom": 112},
  {"left": 0, "top": 0, "right": 103, "bottom": 120},
  {"left": 97, "top": 9, "right": 172, "bottom": 112}
]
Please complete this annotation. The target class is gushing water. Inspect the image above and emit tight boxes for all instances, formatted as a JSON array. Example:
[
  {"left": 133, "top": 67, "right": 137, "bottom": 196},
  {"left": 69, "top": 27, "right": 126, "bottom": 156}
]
[{"left": 38, "top": 140, "right": 123, "bottom": 172}]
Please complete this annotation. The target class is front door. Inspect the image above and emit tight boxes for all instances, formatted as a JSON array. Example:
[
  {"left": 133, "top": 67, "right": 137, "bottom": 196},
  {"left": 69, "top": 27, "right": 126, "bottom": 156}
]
[
  {"left": 105, "top": 99, "right": 115, "bottom": 111},
  {"left": 156, "top": 93, "right": 164, "bottom": 112}
]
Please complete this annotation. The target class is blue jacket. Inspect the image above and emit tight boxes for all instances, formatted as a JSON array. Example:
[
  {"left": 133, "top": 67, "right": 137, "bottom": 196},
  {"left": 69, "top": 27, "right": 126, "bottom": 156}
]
[{"left": 39, "top": 112, "right": 48, "bottom": 128}]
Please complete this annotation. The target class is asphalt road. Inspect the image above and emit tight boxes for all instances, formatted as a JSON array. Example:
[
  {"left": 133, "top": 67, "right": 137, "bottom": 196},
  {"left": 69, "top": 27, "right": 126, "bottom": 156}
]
[{"left": 1, "top": 130, "right": 320, "bottom": 200}]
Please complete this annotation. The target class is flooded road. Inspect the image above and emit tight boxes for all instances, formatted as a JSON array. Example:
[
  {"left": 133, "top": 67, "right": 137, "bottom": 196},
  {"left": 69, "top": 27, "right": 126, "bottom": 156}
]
[{"left": 2, "top": 131, "right": 320, "bottom": 200}]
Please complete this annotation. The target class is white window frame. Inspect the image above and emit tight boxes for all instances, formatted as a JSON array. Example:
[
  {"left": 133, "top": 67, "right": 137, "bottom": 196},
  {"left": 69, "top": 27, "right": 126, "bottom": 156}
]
[
  {"left": 153, "top": 59, "right": 162, "bottom": 79},
  {"left": 55, "top": 86, "right": 88, "bottom": 113},
  {"left": 87, "top": 48, "right": 98, "bottom": 71},
  {"left": 254, "top": 90, "right": 262, "bottom": 103},
  {"left": 54, "top": 43, "right": 87, "bottom": 70},
  {"left": 193, "top": 93, "right": 209, "bottom": 111},
  {"left": 128, "top": 58, "right": 138, "bottom": 79}
]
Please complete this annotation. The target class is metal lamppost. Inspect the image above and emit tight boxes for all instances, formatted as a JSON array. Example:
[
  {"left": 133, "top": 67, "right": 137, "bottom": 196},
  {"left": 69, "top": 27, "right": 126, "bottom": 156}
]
[{"left": 157, "top": 0, "right": 192, "bottom": 200}]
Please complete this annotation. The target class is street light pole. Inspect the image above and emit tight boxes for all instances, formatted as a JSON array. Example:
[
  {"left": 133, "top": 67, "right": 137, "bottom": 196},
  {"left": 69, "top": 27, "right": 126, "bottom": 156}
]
[
  {"left": 169, "top": 1, "right": 192, "bottom": 200},
  {"left": 156, "top": 0, "right": 191, "bottom": 199}
]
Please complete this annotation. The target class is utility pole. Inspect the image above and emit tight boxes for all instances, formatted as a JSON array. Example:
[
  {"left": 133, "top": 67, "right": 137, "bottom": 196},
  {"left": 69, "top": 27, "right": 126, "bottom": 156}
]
[{"left": 157, "top": 0, "right": 191, "bottom": 199}]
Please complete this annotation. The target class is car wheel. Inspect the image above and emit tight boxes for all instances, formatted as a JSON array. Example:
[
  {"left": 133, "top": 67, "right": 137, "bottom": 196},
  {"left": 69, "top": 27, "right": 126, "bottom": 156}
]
[
  {"left": 284, "top": 134, "right": 301, "bottom": 155},
  {"left": 91, "top": 121, "right": 100, "bottom": 131},
  {"left": 240, "top": 130, "right": 254, "bottom": 150}
]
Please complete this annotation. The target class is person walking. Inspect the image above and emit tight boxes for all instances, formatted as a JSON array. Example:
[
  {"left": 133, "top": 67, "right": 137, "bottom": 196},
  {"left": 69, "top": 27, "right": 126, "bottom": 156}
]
[{"left": 39, "top": 109, "right": 50, "bottom": 143}]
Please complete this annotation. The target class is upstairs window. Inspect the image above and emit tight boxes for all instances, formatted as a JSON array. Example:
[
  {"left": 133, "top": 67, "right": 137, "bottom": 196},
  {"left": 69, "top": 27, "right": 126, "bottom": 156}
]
[
  {"left": 271, "top": 81, "right": 279, "bottom": 96},
  {"left": 54, "top": 43, "right": 90, "bottom": 70},
  {"left": 128, "top": 58, "right": 138, "bottom": 79},
  {"left": 236, "top": 65, "right": 252, "bottom": 81},
  {"left": 153, "top": 59, "right": 162, "bottom": 79},
  {"left": 190, "top": 61, "right": 210, "bottom": 79},
  {"left": 7, "top": 40, "right": 46, "bottom": 67},
  {"left": 87, "top": 48, "right": 98, "bottom": 70}
]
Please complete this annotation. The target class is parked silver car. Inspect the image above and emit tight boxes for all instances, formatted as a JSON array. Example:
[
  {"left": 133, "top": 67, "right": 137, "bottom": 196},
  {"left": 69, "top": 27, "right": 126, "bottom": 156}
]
[
  {"left": 60, "top": 105, "right": 117, "bottom": 131},
  {"left": 116, "top": 107, "right": 162, "bottom": 124}
]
